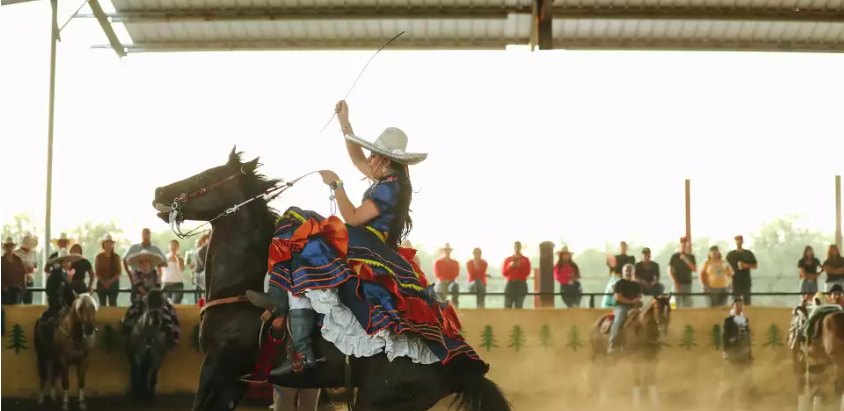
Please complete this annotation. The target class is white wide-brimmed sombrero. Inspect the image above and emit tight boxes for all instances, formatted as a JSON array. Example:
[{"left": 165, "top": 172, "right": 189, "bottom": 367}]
[
  {"left": 126, "top": 249, "right": 165, "bottom": 267},
  {"left": 21, "top": 233, "right": 38, "bottom": 249},
  {"left": 47, "top": 248, "right": 82, "bottom": 266},
  {"left": 345, "top": 127, "right": 427, "bottom": 165},
  {"left": 50, "top": 232, "right": 76, "bottom": 247}
]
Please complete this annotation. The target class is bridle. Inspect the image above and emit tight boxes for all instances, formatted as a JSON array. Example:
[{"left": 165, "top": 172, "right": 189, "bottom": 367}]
[{"left": 167, "top": 167, "right": 319, "bottom": 239}]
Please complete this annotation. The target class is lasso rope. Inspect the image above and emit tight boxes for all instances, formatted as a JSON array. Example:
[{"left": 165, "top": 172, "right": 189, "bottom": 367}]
[{"left": 318, "top": 31, "right": 406, "bottom": 133}]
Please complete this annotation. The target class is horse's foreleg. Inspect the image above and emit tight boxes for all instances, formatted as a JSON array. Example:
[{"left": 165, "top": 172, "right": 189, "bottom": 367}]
[
  {"left": 77, "top": 357, "right": 89, "bottom": 411},
  {"left": 60, "top": 363, "right": 70, "bottom": 411},
  {"left": 147, "top": 352, "right": 164, "bottom": 400},
  {"left": 192, "top": 355, "right": 249, "bottom": 411}
]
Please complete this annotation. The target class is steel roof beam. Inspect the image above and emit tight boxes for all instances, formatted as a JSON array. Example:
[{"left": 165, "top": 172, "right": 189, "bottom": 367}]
[
  {"left": 88, "top": 0, "right": 127, "bottom": 57},
  {"left": 76, "top": 6, "right": 844, "bottom": 23},
  {"left": 92, "top": 37, "right": 844, "bottom": 53}
]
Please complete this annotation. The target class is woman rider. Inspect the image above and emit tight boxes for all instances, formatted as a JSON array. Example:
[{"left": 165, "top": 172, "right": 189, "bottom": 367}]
[{"left": 247, "top": 100, "right": 484, "bottom": 378}]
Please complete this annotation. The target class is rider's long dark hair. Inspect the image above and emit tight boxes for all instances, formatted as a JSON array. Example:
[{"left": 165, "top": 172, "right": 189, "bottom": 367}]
[{"left": 387, "top": 162, "right": 413, "bottom": 250}]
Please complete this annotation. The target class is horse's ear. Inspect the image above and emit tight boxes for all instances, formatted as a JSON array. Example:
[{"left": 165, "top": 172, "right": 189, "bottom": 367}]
[
  {"left": 227, "top": 146, "right": 238, "bottom": 165},
  {"left": 242, "top": 157, "right": 260, "bottom": 174}
]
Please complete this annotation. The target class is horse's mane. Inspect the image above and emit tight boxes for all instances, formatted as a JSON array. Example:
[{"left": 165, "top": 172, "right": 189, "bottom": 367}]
[
  {"left": 73, "top": 293, "right": 99, "bottom": 313},
  {"left": 146, "top": 288, "right": 165, "bottom": 311},
  {"left": 231, "top": 151, "right": 282, "bottom": 219}
]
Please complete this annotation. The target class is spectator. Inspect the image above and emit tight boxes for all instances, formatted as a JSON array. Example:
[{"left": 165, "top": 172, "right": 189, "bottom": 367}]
[
  {"left": 401, "top": 239, "right": 421, "bottom": 267},
  {"left": 669, "top": 237, "right": 697, "bottom": 308},
  {"left": 192, "top": 233, "right": 210, "bottom": 295},
  {"left": 2, "top": 237, "right": 27, "bottom": 305},
  {"left": 701, "top": 245, "right": 734, "bottom": 307},
  {"left": 798, "top": 246, "right": 822, "bottom": 295},
  {"left": 433, "top": 243, "right": 460, "bottom": 306},
  {"left": 603, "top": 241, "right": 636, "bottom": 308},
  {"left": 823, "top": 245, "right": 844, "bottom": 292},
  {"left": 635, "top": 247, "right": 664, "bottom": 297},
  {"left": 466, "top": 248, "right": 489, "bottom": 308},
  {"left": 608, "top": 263, "right": 642, "bottom": 354},
  {"left": 719, "top": 297, "right": 753, "bottom": 410},
  {"left": 553, "top": 246, "right": 582, "bottom": 308},
  {"left": 15, "top": 233, "right": 38, "bottom": 304},
  {"left": 95, "top": 234, "right": 122, "bottom": 307},
  {"left": 123, "top": 228, "right": 166, "bottom": 301},
  {"left": 45, "top": 233, "right": 74, "bottom": 273},
  {"left": 502, "top": 241, "right": 531, "bottom": 309},
  {"left": 69, "top": 244, "right": 94, "bottom": 294},
  {"left": 828, "top": 284, "right": 844, "bottom": 306},
  {"left": 162, "top": 240, "right": 186, "bottom": 304},
  {"left": 726, "top": 235, "right": 757, "bottom": 305}
]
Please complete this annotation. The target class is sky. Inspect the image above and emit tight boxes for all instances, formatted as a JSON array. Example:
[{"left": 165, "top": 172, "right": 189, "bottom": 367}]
[{"left": 1, "top": 1, "right": 843, "bottom": 262}]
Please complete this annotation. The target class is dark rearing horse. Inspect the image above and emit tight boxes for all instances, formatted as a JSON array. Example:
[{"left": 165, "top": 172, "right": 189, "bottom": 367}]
[
  {"left": 127, "top": 288, "right": 170, "bottom": 401},
  {"left": 151, "top": 147, "right": 511, "bottom": 411}
]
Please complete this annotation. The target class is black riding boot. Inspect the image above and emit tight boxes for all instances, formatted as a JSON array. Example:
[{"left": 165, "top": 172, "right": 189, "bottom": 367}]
[{"left": 269, "top": 309, "right": 318, "bottom": 377}]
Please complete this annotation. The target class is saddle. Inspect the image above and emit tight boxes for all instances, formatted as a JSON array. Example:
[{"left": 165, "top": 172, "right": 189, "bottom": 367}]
[
  {"left": 805, "top": 304, "right": 844, "bottom": 343},
  {"left": 599, "top": 308, "right": 640, "bottom": 335}
]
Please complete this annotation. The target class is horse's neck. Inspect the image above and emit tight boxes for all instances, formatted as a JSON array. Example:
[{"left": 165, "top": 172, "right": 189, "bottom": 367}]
[{"left": 206, "top": 203, "right": 275, "bottom": 300}]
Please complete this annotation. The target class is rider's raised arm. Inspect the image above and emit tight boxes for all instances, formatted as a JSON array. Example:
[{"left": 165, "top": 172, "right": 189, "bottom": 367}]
[{"left": 336, "top": 100, "right": 372, "bottom": 177}]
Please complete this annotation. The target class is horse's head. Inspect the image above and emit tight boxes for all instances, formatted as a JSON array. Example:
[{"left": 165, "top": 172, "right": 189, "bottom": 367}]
[
  {"left": 136, "top": 289, "right": 167, "bottom": 348},
  {"left": 152, "top": 146, "right": 265, "bottom": 224},
  {"left": 72, "top": 293, "right": 99, "bottom": 348},
  {"left": 648, "top": 294, "right": 672, "bottom": 337}
]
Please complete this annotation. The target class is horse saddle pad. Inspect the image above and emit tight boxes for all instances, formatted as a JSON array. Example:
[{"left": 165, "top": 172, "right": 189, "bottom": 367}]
[{"left": 806, "top": 305, "right": 844, "bottom": 342}]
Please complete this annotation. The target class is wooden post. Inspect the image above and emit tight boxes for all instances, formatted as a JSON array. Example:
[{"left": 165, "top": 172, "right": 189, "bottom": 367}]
[
  {"left": 836, "top": 175, "right": 842, "bottom": 250},
  {"left": 685, "top": 179, "right": 691, "bottom": 242},
  {"left": 535, "top": 0, "right": 553, "bottom": 50},
  {"left": 536, "top": 241, "right": 556, "bottom": 308}
]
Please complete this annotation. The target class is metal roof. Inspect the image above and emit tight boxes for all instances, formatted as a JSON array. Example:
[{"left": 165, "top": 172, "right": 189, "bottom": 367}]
[{"left": 80, "top": 0, "right": 844, "bottom": 53}]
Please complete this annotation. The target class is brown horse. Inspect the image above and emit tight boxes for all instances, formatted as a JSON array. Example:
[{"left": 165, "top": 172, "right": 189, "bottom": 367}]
[
  {"left": 589, "top": 295, "right": 672, "bottom": 407},
  {"left": 152, "top": 148, "right": 510, "bottom": 411},
  {"left": 34, "top": 293, "right": 99, "bottom": 411},
  {"left": 798, "top": 307, "right": 844, "bottom": 411}
]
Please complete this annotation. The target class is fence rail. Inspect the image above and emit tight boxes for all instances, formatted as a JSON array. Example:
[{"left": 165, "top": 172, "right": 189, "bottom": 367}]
[{"left": 16, "top": 288, "right": 808, "bottom": 309}]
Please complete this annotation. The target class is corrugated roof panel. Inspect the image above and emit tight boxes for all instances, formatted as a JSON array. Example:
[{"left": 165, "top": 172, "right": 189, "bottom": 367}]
[{"left": 113, "top": 0, "right": 533, "bottom": 12}]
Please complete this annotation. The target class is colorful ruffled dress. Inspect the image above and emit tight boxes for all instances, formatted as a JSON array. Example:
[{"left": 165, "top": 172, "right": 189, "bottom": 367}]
[{"left": 267, "top": 174, "right": 486, "bottom": 371}]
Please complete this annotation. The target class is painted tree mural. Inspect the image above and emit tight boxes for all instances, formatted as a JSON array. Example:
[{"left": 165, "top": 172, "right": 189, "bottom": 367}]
[
  {"left": 710, "top": 324, "right": 723, "bottom": 350},
  {"left": 6, "top": 323, "right": 27, "bottom": 354},
  {"left": 539, "top": 324, "right": 554, "bottom": 349},
  {"left": 679, "top": 325, "right": 698, "bottom": 350},
  {"left": 565, "top": 325, "right": 582, "bottom": 351},
  {"left": 508, "top": 325, "right": 526, "bottom": 352},
  {"left": 100, "top": 324, "right": 118, "bottom": 352},
  {"left": 763, "top": 324, "right": 783, "bottom": 349},
  {"left": 190, "top": 324, "right": 202, "bottom": 353},
  {"left": 480, "top": 325, "right": 498, "bottom": 351}
]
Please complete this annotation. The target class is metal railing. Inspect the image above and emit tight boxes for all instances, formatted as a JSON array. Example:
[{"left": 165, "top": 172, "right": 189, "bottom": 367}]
[{"left": 9, "top": 288, "right": 807, "bottom": 309}]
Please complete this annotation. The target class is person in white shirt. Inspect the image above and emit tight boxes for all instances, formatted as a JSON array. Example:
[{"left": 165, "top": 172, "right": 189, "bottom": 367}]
[{"left": 162, "top": 240, "right": 186, "bottom": 304}]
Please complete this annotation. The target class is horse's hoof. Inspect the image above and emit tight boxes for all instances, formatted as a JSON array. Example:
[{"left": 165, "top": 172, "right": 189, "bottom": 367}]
[
  {"left": 37, "top": 394, "right": 45, "bottom": 405},
  {"left": 79, "top": 401, "right": 88, "bottom": 411},
  {"left": 61, "top": 403, "right": 69, "bottom": 411}
]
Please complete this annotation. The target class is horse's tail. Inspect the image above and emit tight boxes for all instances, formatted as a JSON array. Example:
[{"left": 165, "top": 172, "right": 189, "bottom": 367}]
[
  {"left": 34, "top": 319, "right": 50, "bottom": 383},
  {"left": 452, "top": 375, "right": 512, "bottom": 411}
]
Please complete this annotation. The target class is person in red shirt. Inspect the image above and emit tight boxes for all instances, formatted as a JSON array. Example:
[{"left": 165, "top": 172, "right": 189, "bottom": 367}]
[
  {"left": 502, "top": 241, "right": 532, "bottom": 309},
  {"left": 554, "top": 246, "right": 582, "bottom": 308},
  {"left": 433, "top": 243, "right": 460, "bottom": 307},
  {"left": 466, "top": 248, "right": 489, "bottom": 308}
]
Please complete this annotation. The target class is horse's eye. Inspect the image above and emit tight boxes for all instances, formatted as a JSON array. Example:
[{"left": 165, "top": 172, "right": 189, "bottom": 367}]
[{"left": 197, "top": 175, "right": 205, "bottom": 182}]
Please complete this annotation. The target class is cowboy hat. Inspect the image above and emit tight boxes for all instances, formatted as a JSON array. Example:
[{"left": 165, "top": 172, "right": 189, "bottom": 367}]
[
  {"left": 126, "top": 249, "right": 165, "bottom": 268},
  {"left": 345, "top": 127, "right": 427, "bottom": 165},
  {"left": 2, "top": 236, "right": 15, "bottom": 246},
  {"left": 101, "top": 234, "right": 115, "bottom": 244},
  {"left": 50, "top": 233, "right": 76, "bottom": 247},
  {"left": 21, "top": 233, "right": 38, "bottom": 249},
  {"left": 47, "top": 248, "right": 82, "bottom": 266},
  {"left": 439, "top": 243, "right": 454, "bottom": 253},
  {"left": 557, "top": 245, "right": 574, "bottom": 255}
]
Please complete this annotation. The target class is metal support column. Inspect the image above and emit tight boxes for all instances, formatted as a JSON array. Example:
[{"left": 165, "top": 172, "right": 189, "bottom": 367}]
[
  {"left": 836, "top": 175, "right": 842, "bottom": 250},
  {"left": 42, "top": 0, "right": 59, "bottom": 301},
  {"left": 536, "top": 0, "right": 553, "bottom": 50},
  {"left": 685, "top": 179, "right": 691, "bottom": 242}
]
